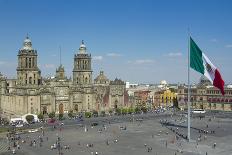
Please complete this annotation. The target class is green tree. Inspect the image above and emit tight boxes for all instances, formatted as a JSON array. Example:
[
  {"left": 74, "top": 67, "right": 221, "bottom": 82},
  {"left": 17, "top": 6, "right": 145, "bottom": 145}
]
[
  {"left": 135, "top": 107, "right": 140, "bottom": 113},
  {"left": 128, "top": 108, "right": 134, "bottom": 114},
  {"left": 115, "top": 108, "right": 121, "bottom": 115},
  {"left": 59, "top": 113, "right": 63, "bottom": 120},
  {"left": 100, "top": 111, "right": 105, "bottom": 117},
  {"left": 85, "top": 112, "right": 92, "bottom": 118},
  {"left": 109, "top": 109, "right": 113, "bottom": 115},
  {"left": 26, "top": 115, "right": 34, "bottom": 123},
  {"left": 122, "top": 108, "right": 127, "bottom": 115},
  {"left": 48, "top": 112, "right": 55, "bottom": 118},
  {"left": 68, "top": 110, "right": 73, "bottom": 118},
  {"left": 38, "top": 113, "right": 44, "bottom": 120},
  {"left": 92, "top": 110, "right": 98, "bottom": 117}
]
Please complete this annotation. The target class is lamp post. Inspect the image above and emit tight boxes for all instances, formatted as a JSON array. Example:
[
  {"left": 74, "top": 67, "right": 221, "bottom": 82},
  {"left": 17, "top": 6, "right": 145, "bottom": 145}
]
[{"left": 56, "top": 134, "right": 62, "bottom": 155}]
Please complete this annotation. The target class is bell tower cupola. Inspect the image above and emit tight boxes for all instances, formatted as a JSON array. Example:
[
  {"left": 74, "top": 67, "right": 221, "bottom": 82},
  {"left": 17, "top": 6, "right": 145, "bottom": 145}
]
[
  {"left": 16, "top": 35, "right": 41, "bottom": 86},
  {"left": 73, "top": 40, "right": 92, "bottom": 86}
]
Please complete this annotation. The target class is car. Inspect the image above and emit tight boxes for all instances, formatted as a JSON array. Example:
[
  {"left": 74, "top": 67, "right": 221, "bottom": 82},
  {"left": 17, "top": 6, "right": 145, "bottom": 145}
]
[
  {"left": 16, "top": 124, "right": 23, "bottom": 128},
  {"left": 47, "top": 118, "right": 56, "bottom": 124},
  {"left": 28, "top": 129, "right": 38, "bottom": 133},
  {"left": 91, "top": 122, "right": 98, "bottom": 126}
]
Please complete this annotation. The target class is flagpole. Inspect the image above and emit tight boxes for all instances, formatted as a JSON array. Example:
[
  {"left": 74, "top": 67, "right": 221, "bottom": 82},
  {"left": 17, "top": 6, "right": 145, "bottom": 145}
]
[{"left": 187, "top": 29, "right": 191, "bottom": 141}]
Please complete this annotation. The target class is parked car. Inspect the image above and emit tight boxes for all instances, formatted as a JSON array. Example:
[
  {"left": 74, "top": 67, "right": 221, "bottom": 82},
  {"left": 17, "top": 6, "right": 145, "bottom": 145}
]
[{"left": 91, "top": 122, "right": 98, "bottom": 126}]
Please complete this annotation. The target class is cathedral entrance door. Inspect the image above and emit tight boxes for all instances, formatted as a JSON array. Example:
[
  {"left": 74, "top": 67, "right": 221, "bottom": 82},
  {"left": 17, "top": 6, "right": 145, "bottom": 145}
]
[
  {"left": 114, "top": 100, "right": 118, "bottom": 109},
  {"left": 59, "top": 104, "right": 64, "bottom": 114},
  {"left": 74, "top": 104, "right": 78, "bottom": 112},
  {"left": 42, "top": 106, "right": 47, "bottom": 115}
]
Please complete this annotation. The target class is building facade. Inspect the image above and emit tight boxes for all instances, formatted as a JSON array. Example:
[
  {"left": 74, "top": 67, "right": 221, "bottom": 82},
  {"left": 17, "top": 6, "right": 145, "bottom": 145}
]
[
  {"left": 153, "top": 89, "right": 177, "bottom": 109},
  {"left": 0, "top": 37, "right": 127, "bottom": 119},
  {"left": 177, "top": 76, "right": 232, "bottom": 111}
]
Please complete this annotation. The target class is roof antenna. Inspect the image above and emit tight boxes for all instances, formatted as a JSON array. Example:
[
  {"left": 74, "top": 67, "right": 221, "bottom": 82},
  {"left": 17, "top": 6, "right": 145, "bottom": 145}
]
[{"left": 26, "top": 33, "right": 29, "bottom": 39}]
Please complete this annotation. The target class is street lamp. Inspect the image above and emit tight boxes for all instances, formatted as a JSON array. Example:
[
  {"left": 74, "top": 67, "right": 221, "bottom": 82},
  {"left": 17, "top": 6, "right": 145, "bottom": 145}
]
[{"left": 56, "top": 134, "right": 62, "bottom": 155}]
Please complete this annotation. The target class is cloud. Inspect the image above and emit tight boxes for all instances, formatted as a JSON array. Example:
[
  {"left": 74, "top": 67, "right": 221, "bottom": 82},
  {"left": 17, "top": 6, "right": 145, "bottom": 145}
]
[
  {"left": 0, "top": 61, "right": 6, "bottom": 65},
  {"left": 225, "top": 44, "right": 232, "bottom": 48},
  {"left": 165, "top": 52, "right": 182, "bottom": 57},
  {"left": 128, "top": 59, "right": 155, "bottom": 64},
  {"left": 210, "top": 38, "right": 218, "bottom": 42},
  {"left": 44, "top": 64, "right": 55, "bottom": 68},
  {"left": 93, "top": 56, "right": 103, "bottom": 61},
  {"left": 106, "top": 53, "right": 122, "bottom": 57}
]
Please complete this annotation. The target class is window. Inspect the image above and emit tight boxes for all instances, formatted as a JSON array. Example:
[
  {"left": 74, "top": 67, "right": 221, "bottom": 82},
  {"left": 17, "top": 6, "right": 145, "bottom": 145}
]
[
  {"left": 29, "top": 58, "right": 31, "bottom": 68},
  {"left": 26, "top": 58, "right": 28, "bottom": 67},
  {"left": 85, "top": 77, "right": 88, "bottom": 83},
  {"left": 29, "top": 77, "right": 32, "bottom": 84},
  {"left": 214, "top": 104, "right": 216, "bottom": 109}
]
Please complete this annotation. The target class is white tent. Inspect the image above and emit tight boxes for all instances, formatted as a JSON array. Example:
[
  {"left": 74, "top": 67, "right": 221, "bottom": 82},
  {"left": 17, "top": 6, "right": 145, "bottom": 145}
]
[{"left": 21, "top": 114, "right": 38, "bottom": 123}]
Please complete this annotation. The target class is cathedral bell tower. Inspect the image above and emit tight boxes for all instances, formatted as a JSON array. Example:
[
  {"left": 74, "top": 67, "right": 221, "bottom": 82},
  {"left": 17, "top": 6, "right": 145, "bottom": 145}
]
[
  {"left": 73, "top": 40, "right": 92, "bottom": 86},
  {"left": 16, "top": 36, "right": 41, "bottom": 86}
]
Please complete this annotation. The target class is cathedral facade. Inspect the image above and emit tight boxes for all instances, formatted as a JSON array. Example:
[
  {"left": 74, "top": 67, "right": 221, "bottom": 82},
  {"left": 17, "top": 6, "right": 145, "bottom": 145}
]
[{"left": 0, "top": 37, "right": 128, "bottom": 119}]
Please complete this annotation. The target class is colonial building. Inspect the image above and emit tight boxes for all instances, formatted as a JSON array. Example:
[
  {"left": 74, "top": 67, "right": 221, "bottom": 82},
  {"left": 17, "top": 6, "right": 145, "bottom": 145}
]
[
  {"left": 0, "top": 36, "right": 127, "bottom": 119},
  {"left": 153, "top": 89, "right": 177, "bottom": 109},
  {"left": 177, "top": 76, "right": 232, "bottom": 111}
]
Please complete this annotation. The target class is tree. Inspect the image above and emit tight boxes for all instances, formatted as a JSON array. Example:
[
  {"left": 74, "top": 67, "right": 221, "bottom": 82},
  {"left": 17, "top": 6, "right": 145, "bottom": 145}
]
[
  {"left": 59, "top": 113, "right": 63, "bottom": 120},
  {"left": 100, "top": 111, "right": 105, "bottom": 117},
  {"left": 26, "top": 115, "right": 34, "bottom": 124},
  {"left": 92, "top": 110, "right": 98, "bottom": 117},
  {"left": 85, "top": 112, "right": 92, "bottom": 118},
  {"left": 115, "top": 108, "right": 121, "bottom": 115},
  {"left": 109, "top": 109, "right": 113, "bottom": 115},
  {"left": 128, "top": 108, "right": 134, "bottom": 114},
  {"left": 48, "top": 112, "right": 55, "bottom": 119},
  {"left": 38, "top": 113, "right": 44, "bottom": 120},
  {"left": 141, "top": 107, "right": 147, "bottom": 113},
  {"left": 68, "top": 110, "right": 73, "bottom": 118},
  {"left": 122, "top": 108, "right": 127, "bottom": 115},
  {"left": 135, "top": 107, "right": 140, "bottom": 113}
]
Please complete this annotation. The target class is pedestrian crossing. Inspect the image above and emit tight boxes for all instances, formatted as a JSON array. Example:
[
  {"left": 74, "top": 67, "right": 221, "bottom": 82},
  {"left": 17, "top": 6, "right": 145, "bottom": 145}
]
[{"left": 0, "top": 138, "right": 9, "bottom": 153}]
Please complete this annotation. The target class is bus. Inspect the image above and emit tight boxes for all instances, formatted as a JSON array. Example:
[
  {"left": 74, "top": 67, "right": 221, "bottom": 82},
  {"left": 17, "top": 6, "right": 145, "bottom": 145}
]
[{"left": 192, "top": 109, "right": 206, "bottom": 114}]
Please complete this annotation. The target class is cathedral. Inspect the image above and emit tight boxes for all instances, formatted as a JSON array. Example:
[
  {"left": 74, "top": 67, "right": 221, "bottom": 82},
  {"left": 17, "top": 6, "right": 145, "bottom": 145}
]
[{"left": 0, "top": 36, "right": 129, "bottom": 119}]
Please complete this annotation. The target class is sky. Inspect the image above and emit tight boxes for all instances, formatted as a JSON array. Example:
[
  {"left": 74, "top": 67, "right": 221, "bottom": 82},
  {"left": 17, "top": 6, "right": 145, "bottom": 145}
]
[{"left": 0, "top": 0, "right": 232, "bottom": 84}]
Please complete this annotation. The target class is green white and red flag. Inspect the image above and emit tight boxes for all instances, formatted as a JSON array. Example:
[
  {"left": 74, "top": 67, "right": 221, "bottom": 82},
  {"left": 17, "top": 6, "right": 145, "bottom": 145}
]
[{"left": 190, "top": 37, "right": 225, "bottom": 95}]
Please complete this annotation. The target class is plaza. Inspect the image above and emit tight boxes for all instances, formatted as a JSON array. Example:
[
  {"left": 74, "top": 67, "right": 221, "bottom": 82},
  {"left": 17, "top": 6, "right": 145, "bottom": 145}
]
[{"left": 1, "top": 112, "right": 232, "bottom": 155}]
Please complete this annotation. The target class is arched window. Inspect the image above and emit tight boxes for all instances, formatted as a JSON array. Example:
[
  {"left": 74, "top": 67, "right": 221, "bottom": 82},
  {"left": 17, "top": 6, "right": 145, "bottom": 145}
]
[
  {"left": 29, "top": 77, "right": 32, "bottom": 84},
  {"left": 29, "top": 58, "right": 31, "bottom": 68},
  {"left": 77, "top": 77, "right": 79, "bottom": 84},
  {"left": 85, "top": 77, "right": 88, "bottom": 83}
]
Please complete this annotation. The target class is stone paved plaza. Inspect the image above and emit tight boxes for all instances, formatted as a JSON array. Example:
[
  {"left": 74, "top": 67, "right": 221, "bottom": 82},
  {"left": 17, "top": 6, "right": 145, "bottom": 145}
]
[{"left": 1, "top": 113, "right": 232, "bottom": 155}]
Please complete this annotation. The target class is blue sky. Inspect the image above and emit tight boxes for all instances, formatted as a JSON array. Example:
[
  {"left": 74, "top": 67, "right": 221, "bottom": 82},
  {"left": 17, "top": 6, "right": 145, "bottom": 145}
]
[{"left": 0, "top": 0, "right": 232, "bottom": 84}]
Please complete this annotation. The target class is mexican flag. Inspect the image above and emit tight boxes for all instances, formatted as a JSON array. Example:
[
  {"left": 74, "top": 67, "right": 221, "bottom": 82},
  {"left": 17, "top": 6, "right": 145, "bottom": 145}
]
[{"left": 190, "top": 37, "right": 225, "bottom": 95}]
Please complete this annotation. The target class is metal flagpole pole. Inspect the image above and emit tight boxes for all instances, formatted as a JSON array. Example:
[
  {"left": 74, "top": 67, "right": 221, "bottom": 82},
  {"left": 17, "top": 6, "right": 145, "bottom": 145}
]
[{"left": 187, "top": 29, "right": 191, "bottom": 141}]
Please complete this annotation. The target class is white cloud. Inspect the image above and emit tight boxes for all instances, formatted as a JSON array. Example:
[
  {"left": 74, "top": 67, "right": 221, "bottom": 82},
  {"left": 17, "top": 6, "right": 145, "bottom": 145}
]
[
  {"left": 165, "top": 52, "right": 182, "bottom": 57},
  {"left": 44, "top": 64, "right": 55, "bottom": 69},
  {"left": 128, "top": 59, "right": 155, "bottom": 64},
  {"left": 0, "top": 61, "right": 6, "bottom": 65},
  {"left": 93, "top": 56, "right": 103, "bottom": 61},
  {"left": 210, "top": 38, "right": 218, "bottom": 42},
  {"left": 106, "top": 53, "right": 122, "bottom": 57},
  {"left": 225, "top": 44, "right": 232, "bottom": 48}
]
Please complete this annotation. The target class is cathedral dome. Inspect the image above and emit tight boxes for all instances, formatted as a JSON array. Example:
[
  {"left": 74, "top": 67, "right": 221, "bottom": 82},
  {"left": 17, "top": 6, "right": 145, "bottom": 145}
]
[
  {"left": 21, "top": 35, "right": 33, "bottom": 51},
  {"left": 79, "top": 40, "right": 87, "bottom": 54},
  {"left": 94, "top": 71, "right": 109, "bottom": 84}
]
